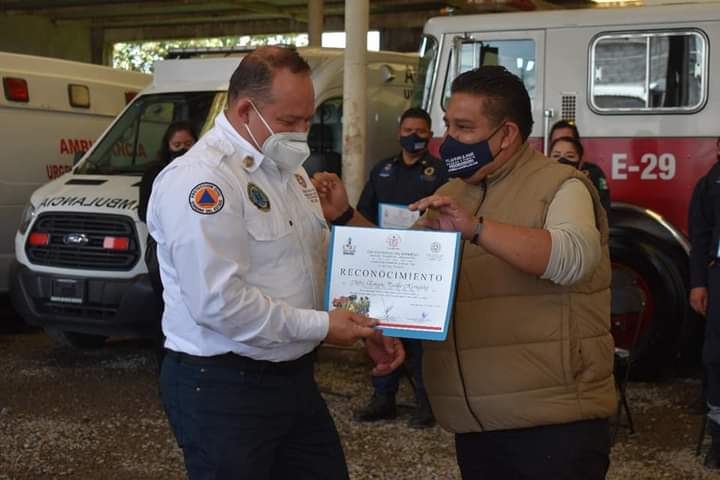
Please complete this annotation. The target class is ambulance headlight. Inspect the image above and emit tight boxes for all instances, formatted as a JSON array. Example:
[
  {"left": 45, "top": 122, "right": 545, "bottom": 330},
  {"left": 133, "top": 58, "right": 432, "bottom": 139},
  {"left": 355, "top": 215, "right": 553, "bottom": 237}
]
[{"left": 18, "top": 202, "right": 36, "bottom": 234}]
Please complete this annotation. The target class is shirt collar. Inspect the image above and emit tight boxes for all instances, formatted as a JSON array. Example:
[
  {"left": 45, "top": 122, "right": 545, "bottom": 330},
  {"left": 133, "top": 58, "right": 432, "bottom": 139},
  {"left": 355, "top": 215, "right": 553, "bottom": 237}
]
[
  {"left": 214, "top": 111, "right": 265, "bottom": 172},
  {"left": 395, "top": 152, "right": 428, "bottom": 169}
]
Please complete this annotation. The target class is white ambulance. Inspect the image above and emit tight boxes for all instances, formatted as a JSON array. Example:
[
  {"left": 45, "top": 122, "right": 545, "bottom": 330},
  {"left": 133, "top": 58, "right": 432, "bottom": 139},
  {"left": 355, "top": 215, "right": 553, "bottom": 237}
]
[
  {"left": 415, "top": 2, "right": 720, "bottom": 377},
  {"left": 0, "top": 52, "right": 150, "bottom": 294},
  {"left": 10, "top": 47, "right": 416, "bottom": 348}
]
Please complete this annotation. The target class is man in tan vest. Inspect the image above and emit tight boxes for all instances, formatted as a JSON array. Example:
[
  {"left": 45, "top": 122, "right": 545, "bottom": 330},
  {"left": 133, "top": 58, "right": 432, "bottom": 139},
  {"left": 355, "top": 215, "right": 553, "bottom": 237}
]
[{"left": 314, "top": 66, "right": 616, "bottom": 479}]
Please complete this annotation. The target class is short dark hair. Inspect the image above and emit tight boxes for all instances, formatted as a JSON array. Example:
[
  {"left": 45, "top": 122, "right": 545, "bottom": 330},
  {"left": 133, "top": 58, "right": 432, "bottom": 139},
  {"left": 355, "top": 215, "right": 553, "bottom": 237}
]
[
  {"left": 228, "top": 46, "right": 311, "bottom": 106},
  {"left": 450, "top": 66, "right": 534, "bottom": 141},
  {"left": 158, "top": 120, "right": 197, "bottom": 162},
  {"left": 549, "top": 135, "right": 584, "bottom": 160},
  {"left": 400, "top": 107, "right": 431, "bottom": 129},
  {"left": 550, "top": 120, "right": 580, "bottom": 140}
]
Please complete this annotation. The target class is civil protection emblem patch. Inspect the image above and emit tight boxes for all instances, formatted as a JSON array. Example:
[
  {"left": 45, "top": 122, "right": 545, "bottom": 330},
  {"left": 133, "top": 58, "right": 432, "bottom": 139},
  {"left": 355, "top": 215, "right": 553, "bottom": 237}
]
[
  {"left": 189, "top": 182, "right": 224, "bottom": 215},
  {"left": 247, "top": 183, "right": 271, "bottom": 212}
]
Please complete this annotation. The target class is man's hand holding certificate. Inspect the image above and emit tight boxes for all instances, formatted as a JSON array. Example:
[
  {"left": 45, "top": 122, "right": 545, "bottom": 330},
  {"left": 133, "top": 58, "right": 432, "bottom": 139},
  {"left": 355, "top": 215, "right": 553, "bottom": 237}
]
[{"left": 325, "top": 225, "right": 461, "bottom": 341}]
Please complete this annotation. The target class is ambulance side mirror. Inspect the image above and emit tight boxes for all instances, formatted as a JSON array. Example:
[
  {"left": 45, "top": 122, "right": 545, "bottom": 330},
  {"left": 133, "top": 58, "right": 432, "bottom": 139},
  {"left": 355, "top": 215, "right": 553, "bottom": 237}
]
[{"left": 73, "top": 151, "right": 86, "bottom": 165}]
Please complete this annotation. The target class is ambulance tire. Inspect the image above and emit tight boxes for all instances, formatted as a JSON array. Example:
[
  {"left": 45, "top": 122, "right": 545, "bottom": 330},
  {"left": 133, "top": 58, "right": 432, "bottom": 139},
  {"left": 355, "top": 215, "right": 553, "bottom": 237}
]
[
  {"left": 45, "top": 328, "right": 107, "bottom": 349},
  {"left": 609, "top": 229, "right": 687, "bottom": 380}
]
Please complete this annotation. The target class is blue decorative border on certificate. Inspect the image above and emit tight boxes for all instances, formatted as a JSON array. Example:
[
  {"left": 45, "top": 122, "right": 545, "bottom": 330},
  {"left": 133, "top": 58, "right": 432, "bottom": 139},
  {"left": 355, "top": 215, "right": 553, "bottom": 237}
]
[
  {"left": 324, "top": 225, "right": 461, "bottom": 342},
  {"left": 377, "top": 202, "right": 413, "bottom": 229},
  {"left": 323, "top": 226, "right": 338, "bottom": 312}
]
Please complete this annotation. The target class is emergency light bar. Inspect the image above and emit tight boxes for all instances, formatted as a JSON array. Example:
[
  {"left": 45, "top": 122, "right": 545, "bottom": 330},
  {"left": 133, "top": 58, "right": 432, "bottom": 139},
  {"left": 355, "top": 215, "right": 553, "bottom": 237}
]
[
  {"left": 103, "top": 236, "right": 129, "bottom": 250},
  {"left": 28, "top": 232, "right": 49, "bottom": 246}
]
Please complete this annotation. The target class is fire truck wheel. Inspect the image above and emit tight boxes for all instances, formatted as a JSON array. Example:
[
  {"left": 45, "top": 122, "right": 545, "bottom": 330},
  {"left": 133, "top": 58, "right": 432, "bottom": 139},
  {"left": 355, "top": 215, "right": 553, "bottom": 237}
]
[
  {"left": 45, "top": 328, "right": 107, "bottom": 349},
  {"left": 609, "top": 229, "right": 687, "bottom": 380}
]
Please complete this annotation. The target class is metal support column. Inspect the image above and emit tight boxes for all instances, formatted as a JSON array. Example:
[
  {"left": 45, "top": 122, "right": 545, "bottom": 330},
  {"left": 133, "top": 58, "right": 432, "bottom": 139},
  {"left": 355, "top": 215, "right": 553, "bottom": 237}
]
[
  {"left": 341, "top": 0, "right": 368, "bottom": 206},
  {"left": 308, "top": 0, "right": 323, "bottom": 48}
]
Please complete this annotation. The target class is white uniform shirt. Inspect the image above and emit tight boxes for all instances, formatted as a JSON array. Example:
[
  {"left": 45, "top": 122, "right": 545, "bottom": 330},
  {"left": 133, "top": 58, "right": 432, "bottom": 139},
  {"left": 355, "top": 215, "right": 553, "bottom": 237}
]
[{"left": 147, "top": 112, "right": 330, "bottom": 361}]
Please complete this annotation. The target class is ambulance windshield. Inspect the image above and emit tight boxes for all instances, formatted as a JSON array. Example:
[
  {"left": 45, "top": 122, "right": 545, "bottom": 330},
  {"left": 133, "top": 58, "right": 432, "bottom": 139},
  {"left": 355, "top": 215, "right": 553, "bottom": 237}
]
[{"left": 77, "top": 91, "right": 224, "bottom": 175}]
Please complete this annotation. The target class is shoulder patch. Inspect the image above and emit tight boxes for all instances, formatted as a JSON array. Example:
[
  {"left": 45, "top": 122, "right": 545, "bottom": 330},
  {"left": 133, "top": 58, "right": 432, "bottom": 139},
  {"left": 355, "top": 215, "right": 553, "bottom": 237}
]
[
  {"left": 247, "top": 183, "right": 271, "bottom": 212},
  {"left": 378, "top": 162, "right": 393, "bottom": 178},
  {"left": 189, "top": 182, "right": 224, "bottom": 215}
]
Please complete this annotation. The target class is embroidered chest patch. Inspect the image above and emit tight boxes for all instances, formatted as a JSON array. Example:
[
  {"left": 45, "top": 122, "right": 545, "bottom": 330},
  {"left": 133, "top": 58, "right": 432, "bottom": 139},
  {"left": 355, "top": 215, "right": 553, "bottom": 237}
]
[
  {"left": 247, "top": 183, "right": 271, "bottom": 212},
  {"left": 378, "top": 163, "right": 393, "bottom": 178},
  {"left": 294, "top": 173, "right": 319, "bottom": 203},
  {"left": 189, "top": 183, "right": 224, "bottom": 215}
]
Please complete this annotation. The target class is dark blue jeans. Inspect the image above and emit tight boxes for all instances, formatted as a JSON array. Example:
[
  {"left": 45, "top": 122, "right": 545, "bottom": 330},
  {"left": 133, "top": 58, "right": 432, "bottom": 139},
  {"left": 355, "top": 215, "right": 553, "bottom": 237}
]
[
  {"left": 705, "top": 266, "right": 720, "bottom": 428},
  {"left": 456, "top": 418, "right": 611, "bottom": 479},
  {"left": 160, "top": 351, "right": 349, "bottom": 480},
  {"left": 372, "top": 338, "right": 426, "bottom": 400}
]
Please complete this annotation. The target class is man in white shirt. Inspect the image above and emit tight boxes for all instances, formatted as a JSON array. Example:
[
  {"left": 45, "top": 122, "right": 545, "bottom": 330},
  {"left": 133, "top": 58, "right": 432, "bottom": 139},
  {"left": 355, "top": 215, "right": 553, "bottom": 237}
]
[{"left": 147, "top": 46, "right": 403, "bottom": 480}]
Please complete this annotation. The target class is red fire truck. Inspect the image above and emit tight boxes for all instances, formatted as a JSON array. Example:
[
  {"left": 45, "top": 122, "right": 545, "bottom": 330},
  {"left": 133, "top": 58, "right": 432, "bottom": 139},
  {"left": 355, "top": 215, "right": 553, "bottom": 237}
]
[{"left": 414, "top": 2, "right": 720, "bottom": 377}]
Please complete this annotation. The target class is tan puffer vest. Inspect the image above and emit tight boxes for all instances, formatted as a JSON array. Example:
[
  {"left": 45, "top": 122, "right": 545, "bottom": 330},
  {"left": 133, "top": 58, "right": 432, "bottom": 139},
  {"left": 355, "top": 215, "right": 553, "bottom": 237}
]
[{"left": 423, "top": 143, "right": 616, "bottom": 433}]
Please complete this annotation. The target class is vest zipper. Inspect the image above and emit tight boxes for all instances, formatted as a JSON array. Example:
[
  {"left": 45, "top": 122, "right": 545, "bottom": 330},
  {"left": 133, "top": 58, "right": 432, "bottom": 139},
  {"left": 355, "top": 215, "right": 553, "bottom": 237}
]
[{"left": 452, "top": 178, "right": 487, "bottom": 431}]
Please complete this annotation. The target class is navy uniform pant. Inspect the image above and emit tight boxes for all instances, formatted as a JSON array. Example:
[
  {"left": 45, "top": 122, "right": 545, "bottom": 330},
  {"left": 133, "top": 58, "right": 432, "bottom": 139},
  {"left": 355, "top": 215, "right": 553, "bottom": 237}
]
[
  {"left": 160, "top": 350, "right": 349, "bottom": 480},
  {"left": 455, "top": 418, "right": 610, "bottom": 479},
  {"left": 704, "top": 265, "right": 720, "bottom": 428}
]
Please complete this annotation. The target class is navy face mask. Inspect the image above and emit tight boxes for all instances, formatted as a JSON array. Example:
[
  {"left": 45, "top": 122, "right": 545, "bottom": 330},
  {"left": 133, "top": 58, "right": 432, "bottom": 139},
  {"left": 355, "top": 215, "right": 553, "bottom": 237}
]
[
  {"left": 168, "top": 148, "right": 189, "bottom": 161},
  {"left": 440, "top": 124, "right": 505, "bottom": 178},
  {"left": 399, "top": 133, "right": 429, "bottom": 154}
]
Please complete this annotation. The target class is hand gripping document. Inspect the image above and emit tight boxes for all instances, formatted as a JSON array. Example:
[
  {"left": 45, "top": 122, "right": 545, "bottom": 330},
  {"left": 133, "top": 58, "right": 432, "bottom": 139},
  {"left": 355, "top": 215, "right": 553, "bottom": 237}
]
[
  {"left": 378, "top": 203, "right": 420, "bottom": 229},
  {"left": 325, "top": 226, "right": 461, "bottom": 341}
]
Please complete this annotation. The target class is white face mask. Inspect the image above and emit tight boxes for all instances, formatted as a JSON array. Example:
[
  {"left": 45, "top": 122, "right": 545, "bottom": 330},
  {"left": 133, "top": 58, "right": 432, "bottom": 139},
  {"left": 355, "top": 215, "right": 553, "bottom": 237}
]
[{"left": 244, "top": 100, "right": 310, "bottom": 174}]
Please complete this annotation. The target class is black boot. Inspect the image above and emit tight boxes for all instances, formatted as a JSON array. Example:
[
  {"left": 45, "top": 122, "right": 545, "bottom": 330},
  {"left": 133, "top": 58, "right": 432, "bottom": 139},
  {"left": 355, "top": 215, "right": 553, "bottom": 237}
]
[
  {"left": 353, "top": 394, "right": 396, "bottom": 422},
  {"left": 409, "top": 392, "right": 435, "bottom": 429},
  {"left": 705, "top": 420, "right": 720, "bottom": 470}
]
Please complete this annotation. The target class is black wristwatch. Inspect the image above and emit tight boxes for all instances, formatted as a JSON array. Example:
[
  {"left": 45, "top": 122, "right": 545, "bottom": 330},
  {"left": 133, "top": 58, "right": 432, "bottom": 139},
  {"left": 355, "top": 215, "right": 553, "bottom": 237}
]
[
  {"left": 470, "top": 216, "right": 485, "bottom": 245},
  {"left": 332, "top": 206, "right": 354, "bottom": 226}
]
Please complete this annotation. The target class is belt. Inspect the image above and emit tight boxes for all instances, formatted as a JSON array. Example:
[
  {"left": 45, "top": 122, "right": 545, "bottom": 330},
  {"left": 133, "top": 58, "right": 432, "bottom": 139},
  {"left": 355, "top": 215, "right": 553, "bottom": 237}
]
[{"left": 165, "top": 349, "right": 314, "bottom": 375}]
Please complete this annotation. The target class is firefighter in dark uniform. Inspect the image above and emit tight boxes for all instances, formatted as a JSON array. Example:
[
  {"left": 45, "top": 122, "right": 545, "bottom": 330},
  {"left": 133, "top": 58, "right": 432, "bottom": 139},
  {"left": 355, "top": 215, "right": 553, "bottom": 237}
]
[
  {"left": 689, "top": 137, "right": 720, "bottom": 469},
  {"left": 356, "top": 108, "right": 448, "bottom": 225},
  {"left": 354, "top": 107, "right": 447, "bottom": 428}
]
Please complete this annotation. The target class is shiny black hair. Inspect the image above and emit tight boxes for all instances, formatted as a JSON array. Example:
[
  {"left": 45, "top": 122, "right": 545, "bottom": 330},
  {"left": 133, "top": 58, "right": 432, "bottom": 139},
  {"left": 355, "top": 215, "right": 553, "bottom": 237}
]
[{"left": 451, "top": 65, "right": 534, "bottom": 141}]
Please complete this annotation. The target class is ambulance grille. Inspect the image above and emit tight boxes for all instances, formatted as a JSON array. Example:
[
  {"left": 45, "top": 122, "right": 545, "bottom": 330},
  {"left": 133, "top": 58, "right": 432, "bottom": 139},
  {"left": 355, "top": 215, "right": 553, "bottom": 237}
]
[{"left": 26, "top": 213, "right": 140, "bottom": 271}]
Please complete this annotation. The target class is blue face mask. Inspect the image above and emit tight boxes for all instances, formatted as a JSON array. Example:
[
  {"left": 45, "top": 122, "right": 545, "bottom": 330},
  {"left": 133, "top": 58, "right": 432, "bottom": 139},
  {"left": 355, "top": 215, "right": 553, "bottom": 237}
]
[
  {"left": 399, "top": 133, "right": 428, "bottom": 154},
  {"left": 440, "top": 124, "right": 505, "bottom": 178}
]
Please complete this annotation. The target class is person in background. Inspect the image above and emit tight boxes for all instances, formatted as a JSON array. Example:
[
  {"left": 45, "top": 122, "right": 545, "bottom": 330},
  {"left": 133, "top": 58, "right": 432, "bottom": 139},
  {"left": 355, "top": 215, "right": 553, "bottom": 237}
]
[
  {"left": 147, "top": 46, "right": 403, "bottom": 480},
  {"left": 688, "top": 137, "right": 720, "bottom": 469},
  {"left": 549, "top": 119, "right": 580, "bottom": 144},
  {"left": 549, "top": 135, "right": 611, "bottom": 213},
  {"left": 138, "top": 121, "right": 198, "bottom": 225},
  {"left": 356, "top": 108, "right": 447, "bottom": 225},
  {"left": 353, "top": 107, "right": 446, "bottom": 429}
]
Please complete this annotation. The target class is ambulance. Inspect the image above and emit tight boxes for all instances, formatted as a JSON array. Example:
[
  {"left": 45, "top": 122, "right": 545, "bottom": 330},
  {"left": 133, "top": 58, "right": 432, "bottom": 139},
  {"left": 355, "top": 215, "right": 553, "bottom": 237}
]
[
  {"left": 10, "top": 47, "right": 416, "bottom": 348},
  {"left": 0, "top": 52, "right": 149, "bottom": 294},
  {"left": 415, "top": 2, "right": 720, "bottom": 377}
]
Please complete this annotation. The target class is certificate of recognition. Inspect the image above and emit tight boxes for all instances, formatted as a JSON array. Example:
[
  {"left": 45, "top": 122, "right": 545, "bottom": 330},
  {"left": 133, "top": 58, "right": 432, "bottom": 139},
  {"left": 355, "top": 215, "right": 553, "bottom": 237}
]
[
  {"left": 378, "top": 203, "right": 420, "bottom": 229},
  {"left": 325, "top": 226, "right": 461, "bottom": 341}
]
